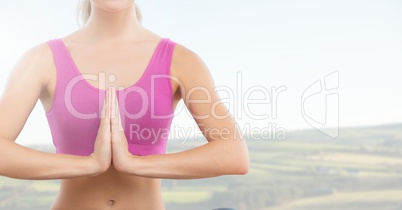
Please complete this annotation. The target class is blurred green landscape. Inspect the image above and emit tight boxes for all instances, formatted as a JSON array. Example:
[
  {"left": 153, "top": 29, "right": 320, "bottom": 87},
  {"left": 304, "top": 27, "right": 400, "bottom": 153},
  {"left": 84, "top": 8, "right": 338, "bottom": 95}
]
[{"left": 1, "top": 123, "right": 401, "bottom": 210}]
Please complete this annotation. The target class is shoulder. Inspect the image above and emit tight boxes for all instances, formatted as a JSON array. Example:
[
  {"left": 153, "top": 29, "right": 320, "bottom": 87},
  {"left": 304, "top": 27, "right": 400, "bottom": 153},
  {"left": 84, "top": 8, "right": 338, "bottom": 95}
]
[
  {"left": 171, "top": 42, "right": 205, "bottom": 68},
  {"left": 22, "top": 41, "right": 53, "bottom": 61},
  {"left": 11, "top": 40, "right": 55, "bottom": 88},
  {"left": 170, "top": 42, "right": 211, "bottom": 82},
  {"left": 18, "top": 41, "right": 55, "bottom": 72}
]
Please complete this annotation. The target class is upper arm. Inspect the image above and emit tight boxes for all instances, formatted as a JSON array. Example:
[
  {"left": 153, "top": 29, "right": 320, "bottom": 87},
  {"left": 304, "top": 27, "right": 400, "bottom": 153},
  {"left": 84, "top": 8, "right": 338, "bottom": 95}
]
[
  {"left": 0, "top": 42, "right": 53, "bottom": 141},
  {"left": 170, "top": 44, "right": 241, "bottom": 142}
]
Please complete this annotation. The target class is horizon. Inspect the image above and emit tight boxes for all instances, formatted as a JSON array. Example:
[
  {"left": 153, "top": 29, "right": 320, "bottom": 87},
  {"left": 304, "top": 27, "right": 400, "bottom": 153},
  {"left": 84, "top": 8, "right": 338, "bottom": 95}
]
[{"left": 20, "top": 122, "right": 402, "bottom": 147}]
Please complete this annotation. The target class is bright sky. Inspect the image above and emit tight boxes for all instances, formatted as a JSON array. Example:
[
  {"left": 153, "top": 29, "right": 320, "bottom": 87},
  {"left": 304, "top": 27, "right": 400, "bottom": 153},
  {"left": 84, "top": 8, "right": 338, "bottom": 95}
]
[{"left": 0, "top": 0, "right": 401, "bottom": 144}]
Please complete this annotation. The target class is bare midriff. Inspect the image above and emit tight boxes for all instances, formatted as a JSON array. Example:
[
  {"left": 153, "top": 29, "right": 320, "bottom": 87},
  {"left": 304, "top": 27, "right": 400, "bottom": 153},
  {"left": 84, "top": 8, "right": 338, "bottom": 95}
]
[{"left": 50, "top": 166, "right": 165, "bottom": 210}]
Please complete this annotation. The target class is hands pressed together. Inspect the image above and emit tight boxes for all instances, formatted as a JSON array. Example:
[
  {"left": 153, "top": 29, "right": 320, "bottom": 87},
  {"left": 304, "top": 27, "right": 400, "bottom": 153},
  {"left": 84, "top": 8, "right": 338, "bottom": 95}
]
[
  {"left": 89, "top": 87, "right": 136, "bottom": 174},
  {"left": 80, "top": 85, "right": 249, "bottom": 179}
]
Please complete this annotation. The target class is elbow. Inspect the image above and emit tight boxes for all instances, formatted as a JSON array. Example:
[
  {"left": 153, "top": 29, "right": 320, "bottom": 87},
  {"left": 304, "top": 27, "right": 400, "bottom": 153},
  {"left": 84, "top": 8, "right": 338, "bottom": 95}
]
[
  {"left": 235, "top": 156, "right": 249, "bottom": 175},
  {"left": 214, "top": 137, "right": 250, "bottom": 176},
  {"left": 240, "top": 162, "right": 250, "bottom": 175},
  {"left": 219, "top": 155, "right": 249, "bottom": 176},
  {"left": 227, "top": 153, "right": 249, "bottom": 175},
  {"left": 234, "top": 142, "right": 250, "bottom": 175},
  {"left": 229, "top": 144, "right": 250, "bottom": 175}
]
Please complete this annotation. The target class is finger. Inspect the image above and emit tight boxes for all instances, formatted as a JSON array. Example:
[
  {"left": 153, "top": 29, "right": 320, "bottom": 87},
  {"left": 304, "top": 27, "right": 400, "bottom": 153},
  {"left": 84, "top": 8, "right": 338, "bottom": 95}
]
[
  {"left": 110, "top": 89, "right": 118, "bottom": 130},
  {"left": 100, "top": 89, "right": 110, "bottom": 125},
  {"left": 110, "top": 89, "right": 115, "bottom": 123},
  {"left": 110, "top": 87, "right": 116, "bottom": 120},
  {"left": 118, "top": 112, "right": 124, "bottom": 132},
  {"left": 111, "top": 90, "right": 123, "bottom": 132},
  {"left": 106, "top": 89, "right": 110, "bottom": 120},
  {"left": 114, "top": 91, "right": 124, "bottom": 132},
  {"left": 106, "top": 88, "right": 109, "bottom": 119}
]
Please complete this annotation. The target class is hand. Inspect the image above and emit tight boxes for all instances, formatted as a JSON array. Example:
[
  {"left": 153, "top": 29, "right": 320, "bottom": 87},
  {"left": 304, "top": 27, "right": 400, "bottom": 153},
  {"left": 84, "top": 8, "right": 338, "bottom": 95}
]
[
  {"left": 110, "top": 89, "right": 136, "bottom": 173},
  {"left": 89, "top": 88, "right": 112, "bottom": 174}
]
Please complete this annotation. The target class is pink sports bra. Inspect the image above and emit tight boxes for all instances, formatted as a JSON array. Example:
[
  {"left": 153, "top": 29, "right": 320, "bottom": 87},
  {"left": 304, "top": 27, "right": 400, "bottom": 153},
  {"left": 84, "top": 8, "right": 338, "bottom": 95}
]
[{"left": 46, "top": 38, "right": 176, "bottom": 156}]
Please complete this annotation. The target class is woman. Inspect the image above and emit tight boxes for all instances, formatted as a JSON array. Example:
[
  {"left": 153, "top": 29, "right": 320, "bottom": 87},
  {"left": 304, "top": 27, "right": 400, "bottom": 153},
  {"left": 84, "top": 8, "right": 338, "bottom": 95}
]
[{"left": 0, "top": 0, "right": 249, "bottom": 209}]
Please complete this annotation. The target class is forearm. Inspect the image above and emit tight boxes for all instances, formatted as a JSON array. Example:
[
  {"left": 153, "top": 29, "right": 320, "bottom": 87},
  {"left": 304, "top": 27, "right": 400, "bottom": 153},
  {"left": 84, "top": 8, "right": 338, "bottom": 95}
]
[
  {"left": 126, "top": 139, "right": 249, "bottom": 179},
  {"left": 0, "top": 139, "right": 99, "bottom": 180}
]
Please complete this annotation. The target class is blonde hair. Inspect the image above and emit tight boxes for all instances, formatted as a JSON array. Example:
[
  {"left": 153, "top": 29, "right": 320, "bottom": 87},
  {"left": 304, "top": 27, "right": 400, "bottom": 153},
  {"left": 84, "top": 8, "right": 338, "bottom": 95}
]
[{"left": 77, "top": 0, "right": 142, "bottom": 26}]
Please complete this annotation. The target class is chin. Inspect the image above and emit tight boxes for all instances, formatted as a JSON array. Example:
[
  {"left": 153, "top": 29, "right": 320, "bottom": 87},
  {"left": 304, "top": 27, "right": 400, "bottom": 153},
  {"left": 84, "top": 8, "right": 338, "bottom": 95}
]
[{"left": 92, "top": 0, "right": 134, "bottom": 12}]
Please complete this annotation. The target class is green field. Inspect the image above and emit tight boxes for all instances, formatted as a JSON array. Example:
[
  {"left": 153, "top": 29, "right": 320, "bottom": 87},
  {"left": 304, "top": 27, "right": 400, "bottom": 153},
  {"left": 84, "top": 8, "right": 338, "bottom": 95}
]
[
  {"left": 265, "top": 190, "right": 402, "bottom": 210},
  {"left": 1, "top": 123, "right": 401, "bottom": 210}
]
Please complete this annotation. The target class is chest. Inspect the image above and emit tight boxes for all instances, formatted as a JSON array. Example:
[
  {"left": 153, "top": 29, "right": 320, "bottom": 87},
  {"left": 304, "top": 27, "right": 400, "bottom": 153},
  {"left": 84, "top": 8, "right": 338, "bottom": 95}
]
[{"left": 66, "top": 42, "right": 158, "bottom": 90}]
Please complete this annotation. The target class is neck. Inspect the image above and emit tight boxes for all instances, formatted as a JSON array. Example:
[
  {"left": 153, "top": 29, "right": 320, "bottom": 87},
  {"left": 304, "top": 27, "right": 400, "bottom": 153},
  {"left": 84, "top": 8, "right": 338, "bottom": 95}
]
[{"left": 81, "top": 3, "right": 143, "bottom": 42}]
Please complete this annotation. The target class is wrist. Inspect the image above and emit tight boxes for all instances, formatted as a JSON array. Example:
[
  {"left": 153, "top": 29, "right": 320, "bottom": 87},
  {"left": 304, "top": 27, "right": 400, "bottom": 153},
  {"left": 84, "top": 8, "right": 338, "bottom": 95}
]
[
  {"left": 86, "top": 154, "right": 107, "bottom": 176},
  {"left": 128, "top": 155, "right": 146, "bottom": 176},
  {"left": 114, "top": 154, "right": 141, "bottom": 175}
]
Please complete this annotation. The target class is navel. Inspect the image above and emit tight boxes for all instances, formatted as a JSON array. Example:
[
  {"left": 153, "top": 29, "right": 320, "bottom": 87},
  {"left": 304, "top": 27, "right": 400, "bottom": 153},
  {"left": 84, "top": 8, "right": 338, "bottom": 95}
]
[{"left": 108, "top": 199, "right": 116, "bottom": 207}]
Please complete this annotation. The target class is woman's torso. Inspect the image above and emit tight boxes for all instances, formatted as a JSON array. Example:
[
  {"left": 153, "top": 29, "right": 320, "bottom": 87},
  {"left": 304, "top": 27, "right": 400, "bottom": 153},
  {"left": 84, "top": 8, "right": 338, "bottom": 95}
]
[
  {"left": 39, "top": 30, "right": 181, "bottom": 210},
  {"left": 53, "top": 167, "right": 164, "bottom": 209}
]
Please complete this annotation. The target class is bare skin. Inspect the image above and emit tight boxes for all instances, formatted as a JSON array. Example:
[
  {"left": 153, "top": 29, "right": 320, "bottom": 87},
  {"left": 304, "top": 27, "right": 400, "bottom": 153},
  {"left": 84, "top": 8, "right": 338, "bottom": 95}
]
[{"left": 0, "top": 1, "right": 249, "bottom": 209}]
